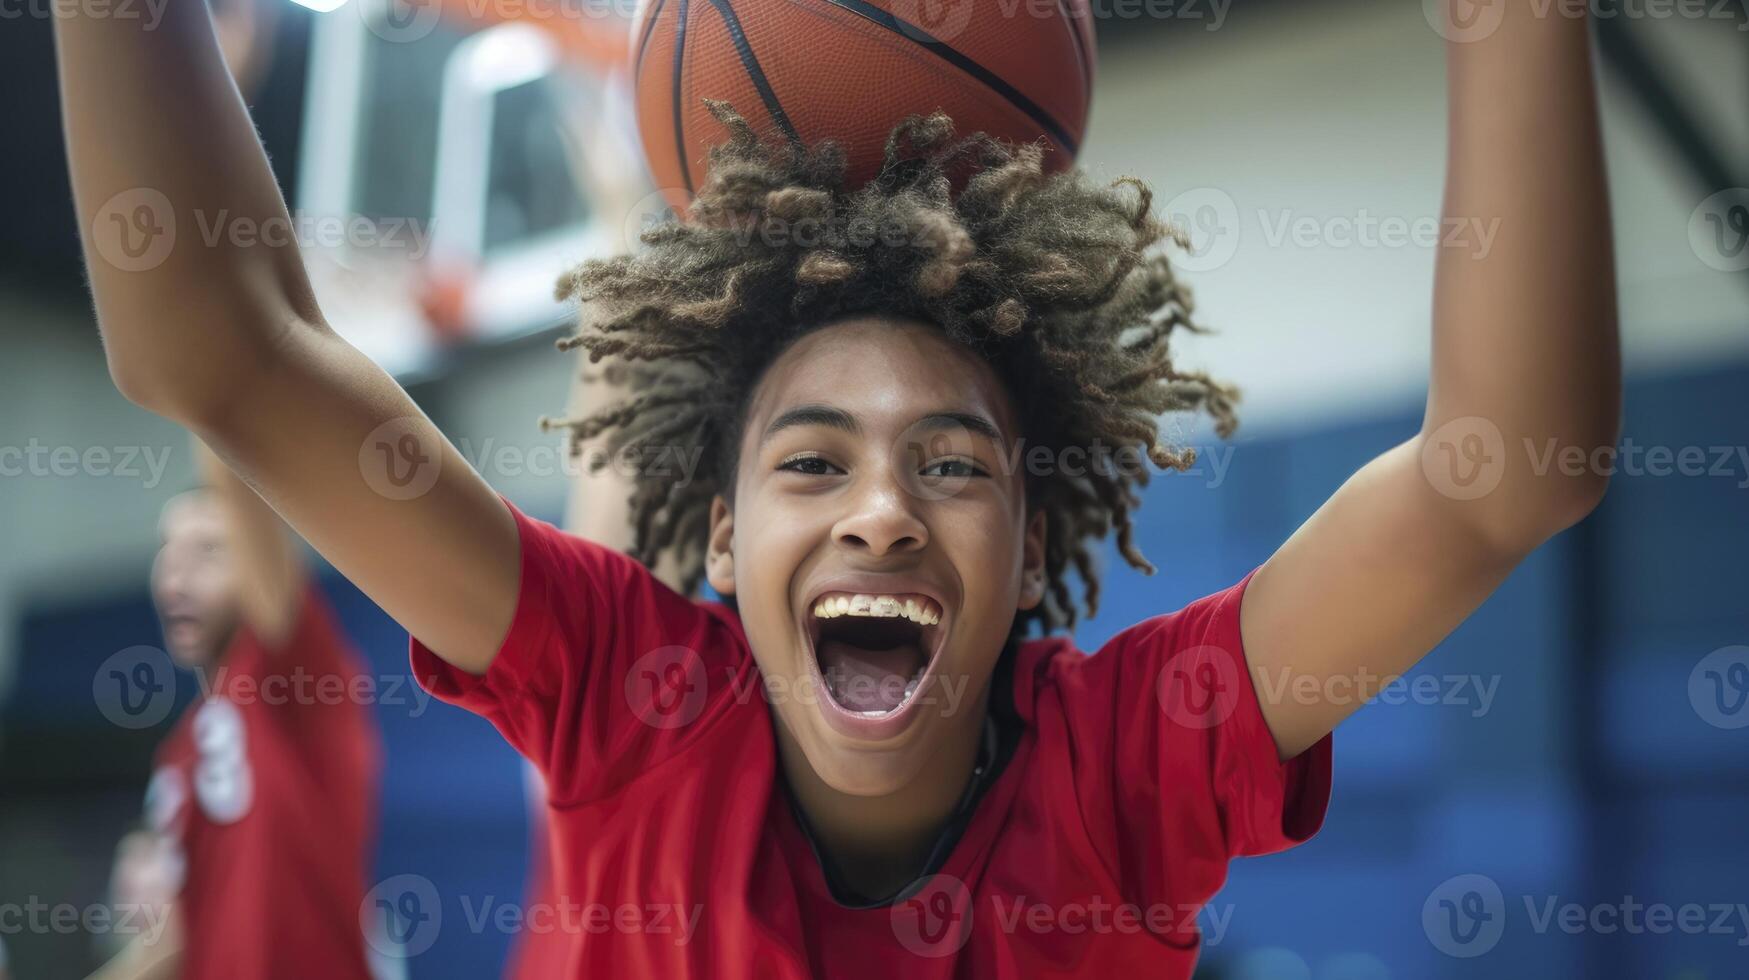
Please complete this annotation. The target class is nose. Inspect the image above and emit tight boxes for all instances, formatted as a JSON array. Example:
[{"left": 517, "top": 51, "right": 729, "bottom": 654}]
[
  {"left": 151, "top": 553, "right": 189, "bottom": 603},
  {"left": 832, "top": 471, "right": 928, "bottom": 558}
]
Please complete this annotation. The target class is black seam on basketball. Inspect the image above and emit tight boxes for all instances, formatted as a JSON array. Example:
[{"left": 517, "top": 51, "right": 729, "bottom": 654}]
[
  {"left": 672, "top": 0, "right": 695, "bottom": 194},
  {"left": 811, "top": 0, "right": 1079, "bottom": 156},
  {"left": 705, "top": 0, "right": 801, "bottom": 145},
  {"left": 1057, "top": 0, "right": 1093, "bottom": 94},
  {"left": 634, "top": 0, "right": 670, "bottom": 82}
]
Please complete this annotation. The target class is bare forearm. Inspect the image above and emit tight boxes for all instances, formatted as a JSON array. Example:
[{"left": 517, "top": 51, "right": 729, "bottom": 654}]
[
  {"left": 195, "top": 436, "right": 302, "bottom": 643},
  {"left": 86, "top": 907, "right": 181, "bottom": 980},
  {"left": 55, "top": 1, "right": 319, "bottom": 418},
  {"left": 1428, "top": 3, "right": 1620, "bottom": 539}
]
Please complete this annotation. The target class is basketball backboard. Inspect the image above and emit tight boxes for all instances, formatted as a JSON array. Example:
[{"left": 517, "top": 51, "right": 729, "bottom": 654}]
[{"left": 295, "top": 1, "right": 651, "bottom": 379}]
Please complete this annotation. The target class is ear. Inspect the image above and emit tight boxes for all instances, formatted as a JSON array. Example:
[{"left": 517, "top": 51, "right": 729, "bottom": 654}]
[
  {"left": 1017, "top": 509, "right": 1047, "bottom": 611},
  {"left": 705, "top": 495, "right": 736, "bottom": 596}
]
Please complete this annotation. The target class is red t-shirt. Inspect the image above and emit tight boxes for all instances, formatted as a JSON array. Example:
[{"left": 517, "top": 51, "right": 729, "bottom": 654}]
[
  {"left": 148, "top": 585, "right": 381, "bottom": 980},
  {"left": 505, "top": 764, "right": 570, "bottom": 980},
  {"left": 412, "top": 504, "right": 1332, "bottom": 978}
]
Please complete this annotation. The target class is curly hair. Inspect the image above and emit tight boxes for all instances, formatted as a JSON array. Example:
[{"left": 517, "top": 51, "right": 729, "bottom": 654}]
[{"left": 543, "top": 100, "right": 1238, "bottom": 635}]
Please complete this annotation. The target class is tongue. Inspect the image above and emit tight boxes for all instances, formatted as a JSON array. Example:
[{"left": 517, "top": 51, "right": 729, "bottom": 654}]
[{"left": 818, "top": 640, "right": 924, "bottom": 713}]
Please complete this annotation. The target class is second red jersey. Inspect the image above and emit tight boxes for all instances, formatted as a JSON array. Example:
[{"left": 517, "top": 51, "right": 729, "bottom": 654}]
[{"left": 148, "top": 585, "right": 382, "bottom": 980}]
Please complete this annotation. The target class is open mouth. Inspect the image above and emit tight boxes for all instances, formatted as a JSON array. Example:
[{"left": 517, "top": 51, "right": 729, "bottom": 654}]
[
  {"left": 162, "top": 613, "right": 199, "bottom": 642},
  {"left": 804, "top": 592, "right": 946, "bottom": 737}
]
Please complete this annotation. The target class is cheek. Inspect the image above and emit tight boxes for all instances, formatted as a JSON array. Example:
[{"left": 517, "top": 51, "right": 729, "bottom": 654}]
[
  {"left": 938, "top": 498, "right": 1028, "bottom": 576},
  {"left": 732, "top": 498, "right": 817, "bottom": 613},
  {"left": 193, "top": 564, "right": 236, "bottom": 611}
]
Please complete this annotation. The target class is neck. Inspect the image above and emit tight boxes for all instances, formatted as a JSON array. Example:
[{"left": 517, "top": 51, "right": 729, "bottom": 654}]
[{"left": 778, "top": 684, "right": 991, "bottom": 901}]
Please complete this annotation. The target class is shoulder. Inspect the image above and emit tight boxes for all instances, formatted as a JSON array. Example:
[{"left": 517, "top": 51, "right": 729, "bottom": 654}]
[{"left": 1011, "top": 570, "right": 1258, "bottom": 717}]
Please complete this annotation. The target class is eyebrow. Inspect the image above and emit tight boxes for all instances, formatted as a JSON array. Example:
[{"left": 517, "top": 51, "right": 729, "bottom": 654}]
[
  {"left": 914, "top": 411, "right": 1004, "bottom": 444},
  {"left": 762, "top": 405, "right": 860, "bottom": 445},
  {"left": 760, "top": 404, "right": 1005, "bottom": 446}
]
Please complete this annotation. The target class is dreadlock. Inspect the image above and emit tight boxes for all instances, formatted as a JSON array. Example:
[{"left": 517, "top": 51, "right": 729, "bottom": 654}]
[{"left": 543, "top": 100, "right": 1238, "bottom": 635}]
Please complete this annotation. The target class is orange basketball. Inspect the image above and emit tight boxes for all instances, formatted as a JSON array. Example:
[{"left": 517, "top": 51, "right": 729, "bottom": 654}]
[{"left": 628, "top": 0, "right": 1095, "bottom": 195}]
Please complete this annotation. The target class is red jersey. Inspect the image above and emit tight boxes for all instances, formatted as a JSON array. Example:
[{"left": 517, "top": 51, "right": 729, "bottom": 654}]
[
  {"left": 412, "top": 504, "right": 1331, "bottom": 978},
  {"left": 505, "top": 763, "right": 570, "bottom": 980},
  {"left": 148, "top": 585, "right": 381, "bottom": 980}
]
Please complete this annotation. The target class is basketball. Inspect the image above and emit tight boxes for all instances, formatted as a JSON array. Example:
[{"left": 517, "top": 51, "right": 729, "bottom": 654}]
[{"left": 628, "top": 0, "right": 1095, "bottom": 195}]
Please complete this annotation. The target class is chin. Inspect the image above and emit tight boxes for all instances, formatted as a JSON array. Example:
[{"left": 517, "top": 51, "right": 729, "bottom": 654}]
[
  {"left": 800, "top": 733, "right": 929, "bottom": 798},
  {"left": 166, "top": 641, "right": 212, "bottom": 670}
]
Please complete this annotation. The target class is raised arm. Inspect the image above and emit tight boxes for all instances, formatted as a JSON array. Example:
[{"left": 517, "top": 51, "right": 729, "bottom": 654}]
[
  {"left": 1239, "top": 3, "right": 1621, "bottom": 759},
  {"left": 56, "top": 2, "right": 517, "bottom": 672},
  {"left": 193, "top": 436, "right": 303, "bottom": 646}
]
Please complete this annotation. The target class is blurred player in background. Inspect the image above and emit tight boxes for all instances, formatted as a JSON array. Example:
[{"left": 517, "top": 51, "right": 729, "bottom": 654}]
[
  {"left": 86, "top": 442, "right": 382, "bottom": 980},
  {"left": 80, "top": 3, "right": 383, "bottom": 976},
  {"left": 95, "top": 826, "right": 178, "bottom": 965}
]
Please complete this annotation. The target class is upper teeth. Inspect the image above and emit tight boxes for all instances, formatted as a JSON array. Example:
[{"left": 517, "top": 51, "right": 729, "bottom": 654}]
[{"left": 811, "top": 593, "right": 940, "bottom": 626}]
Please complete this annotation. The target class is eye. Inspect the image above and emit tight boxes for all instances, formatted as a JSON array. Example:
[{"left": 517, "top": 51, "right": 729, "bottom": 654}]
[
  {"left": 921, "top": 458, "right": 986, "bottom": 479},
  {"left": 777, "top": 454, "right": 842, "bottom": 477}
]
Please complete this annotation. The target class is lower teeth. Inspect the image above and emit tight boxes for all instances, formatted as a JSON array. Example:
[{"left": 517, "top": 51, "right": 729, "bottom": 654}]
[{"left": 828, "top": 673, "right": 924, "bottom": 715}]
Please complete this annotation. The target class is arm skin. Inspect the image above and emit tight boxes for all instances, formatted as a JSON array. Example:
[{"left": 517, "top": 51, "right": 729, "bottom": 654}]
[
  {"left": 193, "top": 437, "right": 304, "bottom": 646},
  {"left": 85, "top": 905, "right": 182, "bottom": 980},
  {"left": 1241, "top": 3, "right": 1621, "bottom": 760},
  {"left": 56, "top": 1, "right": 518, "bottom": 673}
]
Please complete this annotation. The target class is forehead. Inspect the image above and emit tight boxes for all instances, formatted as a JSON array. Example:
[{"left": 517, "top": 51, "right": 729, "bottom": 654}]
[
  {"left": 159, "top": 493, "right": 225, "bottom": 544},
  {"left": 746, "top": 317, "right": 1016, "bottom": 437}
]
